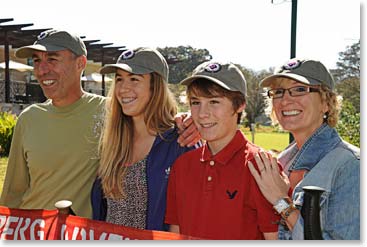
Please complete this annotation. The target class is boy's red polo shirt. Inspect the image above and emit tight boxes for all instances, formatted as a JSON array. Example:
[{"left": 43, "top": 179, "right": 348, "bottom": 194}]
[{"left": 165, "top": 130, "right": 280, "bottom": 239}]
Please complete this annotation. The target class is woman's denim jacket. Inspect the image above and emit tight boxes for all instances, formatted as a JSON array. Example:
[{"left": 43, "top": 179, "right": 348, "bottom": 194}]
[{"left": 277, "top": 123, "right": 360, "bottom": 240}]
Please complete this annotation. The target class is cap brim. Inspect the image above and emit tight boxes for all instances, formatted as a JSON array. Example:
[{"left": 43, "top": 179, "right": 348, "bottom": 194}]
[
  {"left": 260, "top": 73, "right": 316, "bottom": 87},
  {"left": 99, "top": 63, "right": 153, "bottom": 75},
  {"left": 180, "top": 75, "right": 232, "bottom": 91},
  {"left": 15, "top": 44, "right": 68, "bottom": 58}
]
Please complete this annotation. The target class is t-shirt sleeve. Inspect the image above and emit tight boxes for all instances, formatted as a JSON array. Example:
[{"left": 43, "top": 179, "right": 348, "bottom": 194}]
[{"left": 0, "top": 116, "right": 28, "bottom": 207}]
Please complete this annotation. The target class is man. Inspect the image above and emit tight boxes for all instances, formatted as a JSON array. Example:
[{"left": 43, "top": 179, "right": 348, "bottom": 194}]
[{"left": 0, "top": 30, "right": 198, "bottom": 219}]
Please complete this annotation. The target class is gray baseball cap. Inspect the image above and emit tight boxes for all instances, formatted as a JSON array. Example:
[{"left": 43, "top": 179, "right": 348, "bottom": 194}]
[
  {"left": 15, "top": 30, "right": 87, "bottom": 58},
  {"left": 260, "top": 58, "right": 335, "bottom": 90},
  {"left": 180, "top": 61, "right": 247, "bottom": 96},
  {"left": 100, "top": 47, "right": 169, "bottom": 82}
]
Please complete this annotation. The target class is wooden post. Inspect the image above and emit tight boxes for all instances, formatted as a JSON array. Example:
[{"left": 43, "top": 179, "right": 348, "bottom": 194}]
[{"left": 250, "top": 123, "right": 256, "bottom": 143}]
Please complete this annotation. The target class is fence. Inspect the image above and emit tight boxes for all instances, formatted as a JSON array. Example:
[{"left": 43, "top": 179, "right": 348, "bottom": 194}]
[
  {"left": 0, "top": 80, "right": 46, "bottom": 104},
  {"left": 0, "top": 80, "right": 106, "bottom": 106}
]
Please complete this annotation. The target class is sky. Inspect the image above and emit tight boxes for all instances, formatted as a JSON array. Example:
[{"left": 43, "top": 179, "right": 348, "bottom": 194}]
[{"left": 1, "top": 0, "right": 361, "bottom": 71}]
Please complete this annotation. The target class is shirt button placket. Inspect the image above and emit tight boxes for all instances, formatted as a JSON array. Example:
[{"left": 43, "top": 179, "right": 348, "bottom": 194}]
[{"left": 205, "top": 160, "right": 215, "bottom": 191}]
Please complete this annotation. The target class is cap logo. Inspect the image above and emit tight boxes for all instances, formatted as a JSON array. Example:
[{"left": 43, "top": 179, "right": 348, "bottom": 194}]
[
  {"left": 37, "top": 30, "right": 57, "bottom": 40},
  {"left": 121, "top": 49, "right": 135, "bottom": 60},
  {"left": 204, "top": 63, "right": 221, "bottom": 73},
  {"left": 282, "top": 59, "right": 302, "bottom": 71}
]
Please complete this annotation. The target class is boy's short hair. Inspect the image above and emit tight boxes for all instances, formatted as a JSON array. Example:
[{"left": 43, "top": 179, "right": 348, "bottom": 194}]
[{"left": 187, "top": 78, "right": 246, "bottom": 124}]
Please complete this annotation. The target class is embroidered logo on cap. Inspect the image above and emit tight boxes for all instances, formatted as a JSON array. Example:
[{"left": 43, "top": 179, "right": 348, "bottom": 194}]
[
  {"left": 121, "top": 49, "right": 135, "bottom": 60},
  {"left": 282, "top": 59, "right": 302, "bottom": 71},
  {"left": 37, "top": 30, "right": 58, "bottom": 40},
  {"left": 205, "top": 63, "right": 221, "bottom": 73}
]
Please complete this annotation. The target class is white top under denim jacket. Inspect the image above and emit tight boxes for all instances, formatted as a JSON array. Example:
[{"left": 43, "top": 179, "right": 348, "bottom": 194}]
[{"left": 277, "top": 123, "right": 360, "bottom": 240}]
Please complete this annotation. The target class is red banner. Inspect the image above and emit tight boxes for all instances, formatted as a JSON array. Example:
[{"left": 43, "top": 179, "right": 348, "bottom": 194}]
[
  {"left": 0, "top": 207, "right": 58, "bottom": 240},
  {"left": 0, "top": 206, "right": 197, "bottom": 240}
]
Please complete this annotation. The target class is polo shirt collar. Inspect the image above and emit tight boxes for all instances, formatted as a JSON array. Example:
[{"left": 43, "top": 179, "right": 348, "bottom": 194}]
[{"left": 200, "top": 130, "right": 246, "bottom": 166}]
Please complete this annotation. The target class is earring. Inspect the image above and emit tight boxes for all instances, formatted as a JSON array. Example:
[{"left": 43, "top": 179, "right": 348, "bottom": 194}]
[{"left": 323, "top": 113, "right": 328, "bottom": 119}]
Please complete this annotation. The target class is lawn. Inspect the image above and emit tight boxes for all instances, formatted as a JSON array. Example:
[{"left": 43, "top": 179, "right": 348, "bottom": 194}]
[
  {"left": 243, "top": 131, "right": 290, "bottom": 153},
  {"left": 241, "top": 125, "right": 290, "bottom": 152}
]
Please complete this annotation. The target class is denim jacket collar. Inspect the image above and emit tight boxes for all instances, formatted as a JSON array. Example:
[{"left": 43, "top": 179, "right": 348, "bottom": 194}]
[{"left": 279, "top": 123, "right": 342, "bottom": 172}]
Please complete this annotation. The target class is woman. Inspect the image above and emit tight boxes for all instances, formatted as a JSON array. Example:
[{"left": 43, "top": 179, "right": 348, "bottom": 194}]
[
  {"left": 91, "top": 47, "right": 196, "bottom": 231},
  {"left": 248, "top": 58, "right": 360, "bottom": 240}
]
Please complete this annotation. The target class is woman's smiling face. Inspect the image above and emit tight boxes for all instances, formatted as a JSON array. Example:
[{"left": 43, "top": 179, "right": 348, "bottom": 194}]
[{"left": 271, "top": 78, "right": 328, "bottom": 141}]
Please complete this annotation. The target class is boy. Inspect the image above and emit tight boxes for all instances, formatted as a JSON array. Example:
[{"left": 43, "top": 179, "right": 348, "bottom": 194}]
[{"left": 165, "top": 62, "right": 280, "bottom": 239}]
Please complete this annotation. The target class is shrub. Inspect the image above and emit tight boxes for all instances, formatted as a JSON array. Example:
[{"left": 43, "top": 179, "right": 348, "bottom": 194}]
[
  {"left": 336, "top": 100, "right": 360, "bottom": 147},
  {"left": 0, "top": 112, "right": 17, "bottom": 156}
]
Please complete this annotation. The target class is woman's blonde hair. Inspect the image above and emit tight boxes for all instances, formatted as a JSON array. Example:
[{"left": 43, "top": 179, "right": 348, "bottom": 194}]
[
  {"left": 264, "top": 78, "right": 342, "bottom": 128},
  {"left": 98, "top": 72, "right": 177, "bottom": 199}
]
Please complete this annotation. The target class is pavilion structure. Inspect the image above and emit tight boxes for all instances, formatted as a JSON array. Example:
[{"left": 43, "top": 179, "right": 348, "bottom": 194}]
[{"left": 0, "top": 18, "right": 126, "bottom": 104}]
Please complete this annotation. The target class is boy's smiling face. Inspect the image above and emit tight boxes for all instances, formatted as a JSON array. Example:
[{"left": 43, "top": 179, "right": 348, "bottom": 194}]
[{"left": 190, "top": 94, "right": 245, "bottom": 155}]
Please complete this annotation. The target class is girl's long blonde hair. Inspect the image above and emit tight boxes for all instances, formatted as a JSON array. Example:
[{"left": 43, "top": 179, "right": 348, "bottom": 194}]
[{"left": 98, "top": 72, "right": 177, "bottom": 199}]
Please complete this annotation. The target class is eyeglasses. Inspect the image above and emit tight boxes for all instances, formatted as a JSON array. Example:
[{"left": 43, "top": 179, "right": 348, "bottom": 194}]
[{"left": 267, "top": 86, "right": 320, "bottom": 99}]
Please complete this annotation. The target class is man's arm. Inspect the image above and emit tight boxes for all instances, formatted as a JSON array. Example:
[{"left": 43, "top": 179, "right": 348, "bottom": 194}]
[{"left": 0, "top": 118, "right": 29, "bottom": 207}]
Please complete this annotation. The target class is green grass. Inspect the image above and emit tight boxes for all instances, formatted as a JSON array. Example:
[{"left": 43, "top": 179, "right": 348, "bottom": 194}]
[
  {"left": 243, "top": 132, "right": 290, "bottom": 152},
  {"left": 0, "top": 157, "right": 7, "bottom": 196},
  {"left": 240, "top": 125, "right": 290, "bottom": 152}
]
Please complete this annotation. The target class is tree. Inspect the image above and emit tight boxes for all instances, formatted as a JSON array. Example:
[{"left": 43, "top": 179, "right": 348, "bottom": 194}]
[
  {"left": 238, "top": 66, "right": 272, "bottom": 127},
  {"left": 334, "top": 41, "right": 360, "bottom": 81},
  {"left": 158, "top": 46, "right": 212, "bottom": 84},
  {"left": 159, "top": 46, "right": 212, "bottom": 113},
  {"left": 333, "top": 40, "right": 360, "bottom": 146},
  {"left": 336, "top": 77, "right": 360, "bottom": 112},
  {"left": 333, "top": 40, "right": 360, "bottom": 112}
]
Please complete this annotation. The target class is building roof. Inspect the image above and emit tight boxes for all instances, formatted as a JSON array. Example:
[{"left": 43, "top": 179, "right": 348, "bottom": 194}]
[{"left": 0, "top": 18, "right": 126, "bottom": 64}]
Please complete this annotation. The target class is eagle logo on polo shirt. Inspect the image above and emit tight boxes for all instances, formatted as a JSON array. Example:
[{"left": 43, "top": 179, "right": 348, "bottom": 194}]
[{"left": 226, "top": 190, "right": 238, "bottom": 200}]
